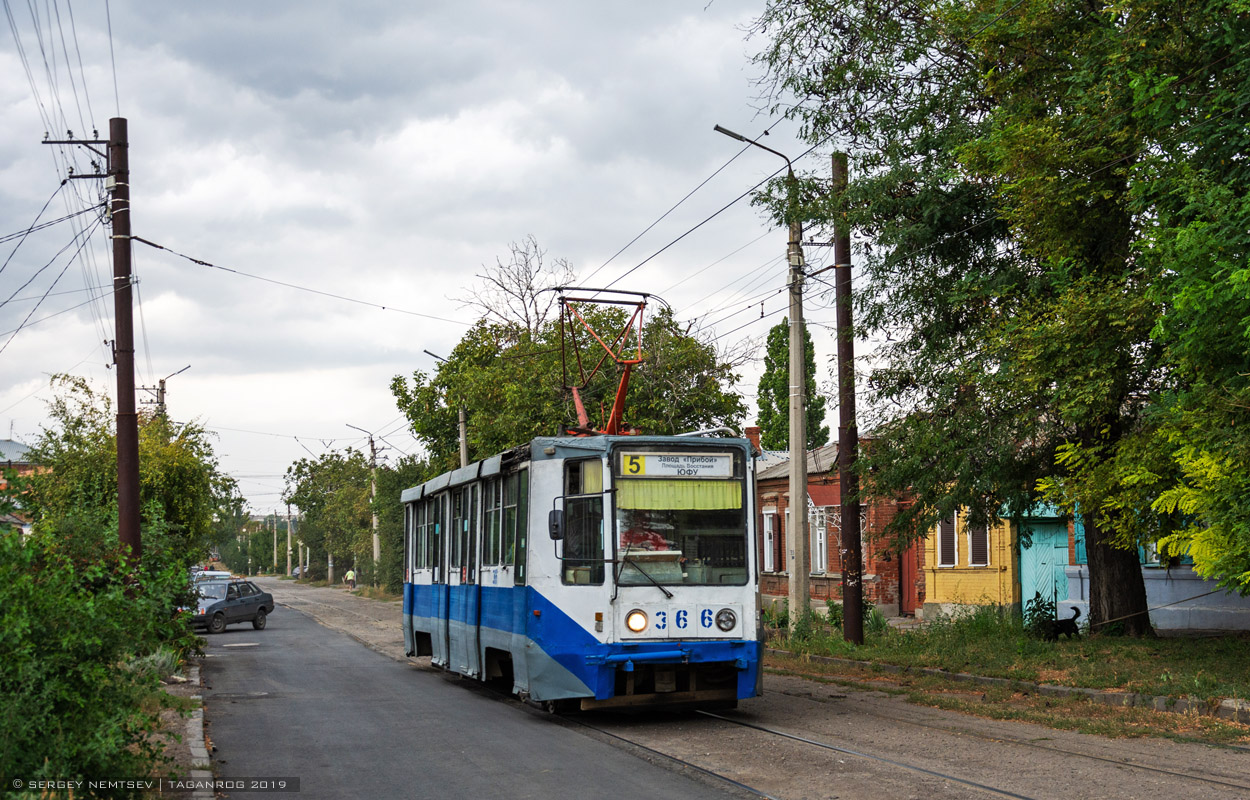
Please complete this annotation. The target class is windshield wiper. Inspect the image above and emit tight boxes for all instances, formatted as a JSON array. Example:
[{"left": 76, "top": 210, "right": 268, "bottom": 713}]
[{"left": 617, "top": 555, "right": 674, "bottom": 599}]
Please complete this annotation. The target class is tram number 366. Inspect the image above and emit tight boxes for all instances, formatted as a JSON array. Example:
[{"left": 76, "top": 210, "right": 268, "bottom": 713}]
[{"left": 653, "top": 608, "right": 718, "bottom": 630}]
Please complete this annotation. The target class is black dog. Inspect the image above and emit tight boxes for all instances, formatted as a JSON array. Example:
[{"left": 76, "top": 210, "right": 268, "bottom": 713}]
[{"left": 1042, "top": 607, "right": 1082, "bottom": 641}]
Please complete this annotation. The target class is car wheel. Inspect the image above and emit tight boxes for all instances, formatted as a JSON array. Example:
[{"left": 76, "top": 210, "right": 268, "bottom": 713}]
[
  {"left": 252, "top": 609, "right": 267, "bottom": 630},
  {"left": 208, "top": 613, "right": 226, "bottom": 634}
]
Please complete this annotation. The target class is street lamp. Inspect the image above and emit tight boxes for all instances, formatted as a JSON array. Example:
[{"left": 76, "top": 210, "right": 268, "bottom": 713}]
[
  {"left": 423, "top": 349, "right": 469, "bottom": 468},
  {"left": 156, "top": 365, "right": 190, "bottom": 418},
  {"left": 715, "top": 124, "right": 810, "bottom": 634}
]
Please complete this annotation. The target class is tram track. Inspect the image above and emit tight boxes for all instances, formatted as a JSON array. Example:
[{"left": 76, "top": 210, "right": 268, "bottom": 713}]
[
  {"left": 766, "top": 685, "right": 1250, "bottom": 794},
  {"left": 563, "top": 708, "right": 1039, "bottom": 800},
  {"left": 562, "top": 697, "right": 1250, "bottom": 800}
]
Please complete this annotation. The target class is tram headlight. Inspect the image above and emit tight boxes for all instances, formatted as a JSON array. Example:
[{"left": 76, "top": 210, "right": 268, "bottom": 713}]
[
  {"left": 626, "top": 609, "right": 648, "bottom": 633},
  {"left": 715, "top": 608, "right": 737, "bottom": 632}
]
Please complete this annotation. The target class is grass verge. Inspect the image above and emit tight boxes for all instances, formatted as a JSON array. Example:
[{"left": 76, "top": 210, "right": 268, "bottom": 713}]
[
  {"left": 770, "top": 604, "right": 1250, "bottom": 703},
  {"left": 765, "top": 653, "right": 1250, "bottom": 746}
]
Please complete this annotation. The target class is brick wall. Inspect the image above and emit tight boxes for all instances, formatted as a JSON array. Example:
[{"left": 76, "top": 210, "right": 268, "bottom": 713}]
[{"left": 755, "top": 466, "right": 919, "bottom": 616}]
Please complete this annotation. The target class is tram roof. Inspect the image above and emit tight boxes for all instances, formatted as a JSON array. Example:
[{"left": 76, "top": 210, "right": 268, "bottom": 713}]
[{"left": 399, "top": 434, "right": 751, "bottom": 503}]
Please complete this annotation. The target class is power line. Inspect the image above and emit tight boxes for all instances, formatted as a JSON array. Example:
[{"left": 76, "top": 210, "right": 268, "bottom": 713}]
[
  {"left": 1, "top": 214, "right": 101, "bottom": 311},
  {"left": 0, "top": 181, "right": 67, "bottom": 278},
  {"left": 104, "top": 0, "right": 119, "bottom": 115},
  {"left": 0, "top": 216, "right": 101, "bottom": 357},
  {"left": 131, "top": 237, "right": 474, "bottom": 327}
]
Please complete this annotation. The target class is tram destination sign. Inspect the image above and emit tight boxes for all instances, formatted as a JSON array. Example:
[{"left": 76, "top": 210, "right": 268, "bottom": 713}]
[{"left": 620, "top": 452, "right": 733, "bottom": 478}]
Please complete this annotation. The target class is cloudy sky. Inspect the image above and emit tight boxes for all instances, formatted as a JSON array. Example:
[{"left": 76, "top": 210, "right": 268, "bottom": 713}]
[{"left": 1, "top": 1, "right": 846, "bottom": 512}]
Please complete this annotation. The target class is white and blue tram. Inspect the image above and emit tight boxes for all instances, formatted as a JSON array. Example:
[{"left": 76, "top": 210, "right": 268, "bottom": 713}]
[{"left": 401, "top": 434, "right": 762, "bottom": 710}]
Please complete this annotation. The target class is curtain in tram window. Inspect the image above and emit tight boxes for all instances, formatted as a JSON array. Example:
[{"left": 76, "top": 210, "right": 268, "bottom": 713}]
[{"left": 616, "top": 479, "right": 740, "bottom": 510}]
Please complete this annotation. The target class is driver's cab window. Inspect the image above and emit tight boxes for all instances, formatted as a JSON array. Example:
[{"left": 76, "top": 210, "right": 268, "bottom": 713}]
[
  {"left": 562, "top": 458, "right": 604, "bottom": 585},
  {"left": 226, "top": 584, "right": 239, "bottom": 601}
]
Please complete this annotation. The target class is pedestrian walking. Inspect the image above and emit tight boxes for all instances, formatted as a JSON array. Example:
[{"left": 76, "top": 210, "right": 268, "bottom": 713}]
[{"left": 344, "top": 568, "right": 356, "bottom": 590}]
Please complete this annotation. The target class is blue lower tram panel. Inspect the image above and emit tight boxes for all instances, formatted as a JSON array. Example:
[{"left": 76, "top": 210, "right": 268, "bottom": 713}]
[{"left": 404, "top": 583, "right": 762, "bottom": 710}]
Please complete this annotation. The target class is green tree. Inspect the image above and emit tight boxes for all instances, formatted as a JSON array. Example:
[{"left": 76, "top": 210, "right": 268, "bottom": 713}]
[
  {"left": 374, "top": 454, "right": 435, "bottom": 592},
  {"left": 392, "top": 306, "right": 746, "bottom": 470},
  {"left": 751, "top": 0, "right": 1250, "bottom": 631},
  {"left": 23, "top": 375, "right": 233, "bottom": 567},
  {"left": 283, "top": 450, "right": 372, "bottom": 579},
  {"left": 756, "top": 318, "right": 828, "bottom": 451}
]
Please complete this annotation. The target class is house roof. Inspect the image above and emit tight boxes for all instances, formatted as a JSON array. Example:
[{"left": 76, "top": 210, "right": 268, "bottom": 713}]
[
  {"left": 756, "top": 443, "right": 839, "bottom": 482},
  {"left": 0, "top": 440, "right": 31, "bottom": 465}
]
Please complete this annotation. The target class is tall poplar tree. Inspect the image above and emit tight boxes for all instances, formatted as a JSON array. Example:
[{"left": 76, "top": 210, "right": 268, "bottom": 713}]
[{"left": 756, "top": 318, "right": 829, "bottom": 451}]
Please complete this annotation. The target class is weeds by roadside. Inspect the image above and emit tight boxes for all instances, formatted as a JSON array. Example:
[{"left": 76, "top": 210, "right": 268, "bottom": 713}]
[
  {"left": 766, "top": 604, "right": 1250, "bottom": 705},
  {"left": 765, "top": 655, "right": 1250, "bottom": 746}
]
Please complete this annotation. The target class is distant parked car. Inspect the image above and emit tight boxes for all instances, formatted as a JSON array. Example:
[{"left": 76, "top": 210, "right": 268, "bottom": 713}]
[{"left": 191, "top": 579, "right": 274, "bottom": 633}]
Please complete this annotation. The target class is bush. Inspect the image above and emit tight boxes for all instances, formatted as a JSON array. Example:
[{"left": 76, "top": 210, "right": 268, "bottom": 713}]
[
  {"left": 1023, "top": 591, "right": 1057, "bottom": 639},
  {"left": 0, "top": 531, "right": 198, "bottom": 795}
]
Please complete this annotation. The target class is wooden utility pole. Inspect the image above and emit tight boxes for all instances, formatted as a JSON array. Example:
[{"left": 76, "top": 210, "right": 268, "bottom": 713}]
[
  {"left": 110, "top": 117, "right": 141, "bottom": 561},
  {"left": 833, "top": 152, "right": 864, "bottom": 644},
  {"left": 46, "top": 119, "right": 140, "bottom": 559}
]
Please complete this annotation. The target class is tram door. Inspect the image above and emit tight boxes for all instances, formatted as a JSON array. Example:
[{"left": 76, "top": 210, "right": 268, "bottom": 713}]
[
  {"left": 430, "top": 493, "right": 450, "bottom": 668},
  {"left": 448, "top": 484, "right": 483, "bottom": 678}
]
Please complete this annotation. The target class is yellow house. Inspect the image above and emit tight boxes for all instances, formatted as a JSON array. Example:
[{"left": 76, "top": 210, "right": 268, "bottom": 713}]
[{"left": 921, "top": 511, "right": 1020, "bottom": 619}]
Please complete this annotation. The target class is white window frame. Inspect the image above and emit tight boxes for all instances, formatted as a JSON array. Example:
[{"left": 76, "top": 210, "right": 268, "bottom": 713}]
[
  {"left": 784, "top": 509, "right": 790, "bottom": 573},
  {"left": 938, "top": 512, "right": 958, "bottom": 567},
  {"left": 762, "top": 511, "right": 777, "bottom": 573},
  {"left": 810, "top": 506, "right": 829, "bottom": 575}
]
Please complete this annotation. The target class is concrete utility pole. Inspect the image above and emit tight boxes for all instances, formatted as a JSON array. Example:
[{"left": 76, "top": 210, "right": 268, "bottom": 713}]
[
  {"left": 423, "top": 350, "right": 469, "bottom": 467},
  {"left": 833, "top": 152, "right": 864, "bottom": 645},
  {"left": 286, "top": 504, "right": 293, "bottom": 577},
  {"left": 272, "top": 513, "right": 278, "bottom": 572},
  {"left": 347, "top": 424, "right": 381, "bottom": 570},
  {"left": 715, "top": 125, "right": 809, "bottom": 632}
]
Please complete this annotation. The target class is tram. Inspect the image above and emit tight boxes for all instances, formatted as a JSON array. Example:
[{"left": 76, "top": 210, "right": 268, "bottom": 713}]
[{"left": 401, "top": 433, "right": 762, "bottom": 710}]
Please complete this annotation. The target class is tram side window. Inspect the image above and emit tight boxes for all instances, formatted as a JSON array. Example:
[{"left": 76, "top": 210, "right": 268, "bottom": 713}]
[
  {"left": 429, "top": 494, "right": 444, "bottom": 582},
  {"left": 484, "top": 478, "right": 502, "bottom": 566},
  {"left": 562, "top": 459, "right": 604, "bottom": 585},
  {"left": 415, "top": 501, "right": 428, "bottom": 569},
  {"left": 450, "top": 491, "right": 464, "bottom": 570},
  {"left": 508, "top": 469, "right": 528, "bottom": 585}
]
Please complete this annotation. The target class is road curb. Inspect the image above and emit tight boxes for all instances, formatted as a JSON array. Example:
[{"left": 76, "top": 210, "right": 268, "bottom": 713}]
[
  {"left": 183, "top": 663, "right": 215, "bottom": 800},
  {"left": 765, "top": 648, "right": 1250, "bottom": 725}
]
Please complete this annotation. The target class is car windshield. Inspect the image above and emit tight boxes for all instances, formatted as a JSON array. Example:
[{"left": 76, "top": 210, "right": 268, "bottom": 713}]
[{"left": 197, "top": 583, "right": 228, "bottom": 601}]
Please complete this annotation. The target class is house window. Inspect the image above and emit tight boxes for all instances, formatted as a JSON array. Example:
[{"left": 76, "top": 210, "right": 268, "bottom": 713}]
[
  {"left": 762, "top": 512, "right": 776, "bottom": 572},
  {"left": 968, "top": 521, "right": 989, "bottom": 567},
  {"left": 938, "top": 513, "right": 957, "bottom": 567},
  {"left": 810, "top": 507, "right": 830, "bottom": 575}
]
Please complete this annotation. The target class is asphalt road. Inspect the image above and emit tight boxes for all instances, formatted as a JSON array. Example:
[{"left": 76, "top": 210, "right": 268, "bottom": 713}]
[
  {"left": 214, "top": 579, "right": 1250, "bottom": 800},
  {"left": 201, "top": 605, "right": 743, "bottom": 800}
]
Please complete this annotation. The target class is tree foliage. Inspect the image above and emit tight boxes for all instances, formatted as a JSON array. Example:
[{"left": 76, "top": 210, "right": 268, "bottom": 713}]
[
  {"left": 23, "top": 375, "right": 234, "bottom": 566},
  {"left": 752, "top": 0, "right": 1250, "bottom": 628},
  {"left": 756, "top": 318, "right": 829, "bottom": 450},
  {"left": 283, "top": 449, "right": 372, "bottom": 578},
  {"left": 393, "top": 306, "right": 747, "bottom": 471},
  {"left": 374, "top": 454, "right": 435, "bottom": 592}
]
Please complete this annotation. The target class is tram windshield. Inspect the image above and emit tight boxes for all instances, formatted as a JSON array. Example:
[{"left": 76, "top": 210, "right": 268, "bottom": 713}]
[{"left": 613, "top": 448, "right": 748, "bottom": 586}]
